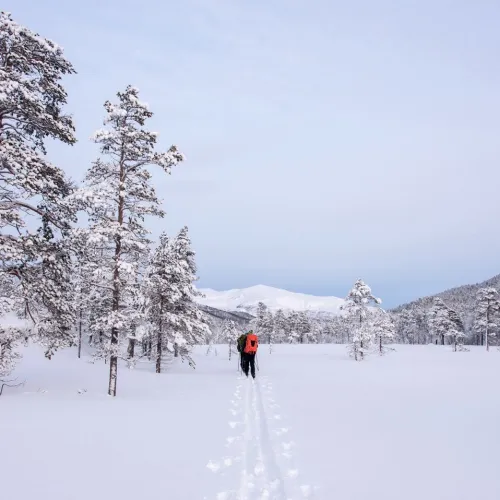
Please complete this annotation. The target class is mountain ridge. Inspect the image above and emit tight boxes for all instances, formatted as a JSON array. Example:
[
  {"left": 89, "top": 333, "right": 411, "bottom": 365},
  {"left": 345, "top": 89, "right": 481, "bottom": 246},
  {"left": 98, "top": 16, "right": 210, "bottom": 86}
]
[
  {"left": 196, "top": 273, "right": 500, "bottom": 323},
  {"left": 195, "top": 284, "right": 345, "bottom": 315},
  {"left": 391, "top": 273, "right": 500, "bottom": 317}
]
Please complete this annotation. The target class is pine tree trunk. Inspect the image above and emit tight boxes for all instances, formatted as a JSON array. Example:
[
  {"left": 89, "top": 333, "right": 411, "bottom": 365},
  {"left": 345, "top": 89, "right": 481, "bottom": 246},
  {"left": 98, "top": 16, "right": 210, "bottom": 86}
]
[
  {"left": 358, "top": 312, "right": 363, "bottom": 360},
  {"left": 441, "top": 333, "right": 445, "bottom": 346},
  {"left": 229, "top": 340, "right": 232, "bottom": 361},
  {"left": 127, "top": 337, "right": 136, "bottom": 360},
  {"left": 156, "top": 298, "right": 164, "bottom": 373},
  {"left": 108, "top": 160, "right": 125, "bottom": 397},
  {"left": 379, "top": 334, "right": 382, "bottom": 355},
  {"left": 174, "top": 343, "right": 179, "bottom": 357},
  {"left": 108, "top": 325, "right": 119, "bottom": 396},
  {"left": 156, "top": 328, "right": 162, "bottom": 373},
  {"left": 486, "top": 304, "right": 490, "bottom": 352},
  {"left": 78, "top": 307, "right": 82, "bottom": 359}
]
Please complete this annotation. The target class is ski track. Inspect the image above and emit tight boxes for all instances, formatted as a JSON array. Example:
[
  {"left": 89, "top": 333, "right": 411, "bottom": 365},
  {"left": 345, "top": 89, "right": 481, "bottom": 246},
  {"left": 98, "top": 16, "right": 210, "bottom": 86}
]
[{"left": 207, "top": 374, "right": 316, "bottom": 499}]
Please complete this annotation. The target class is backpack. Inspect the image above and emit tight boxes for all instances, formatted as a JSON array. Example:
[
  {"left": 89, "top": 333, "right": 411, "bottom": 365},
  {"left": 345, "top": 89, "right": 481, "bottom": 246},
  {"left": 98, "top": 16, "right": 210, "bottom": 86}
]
[
  {"left": 237, "top": 334, "right": 246, "bottom": 353},
  {"left": 244, "top": 333, "right": 258, "bottom": 354}
]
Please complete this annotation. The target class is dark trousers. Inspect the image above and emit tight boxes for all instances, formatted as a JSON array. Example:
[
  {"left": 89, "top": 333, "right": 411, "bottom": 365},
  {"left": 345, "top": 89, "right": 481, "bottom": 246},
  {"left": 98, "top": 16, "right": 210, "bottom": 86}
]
[{"left": 241, "top": 352, "right": 256, "bottom": 378}]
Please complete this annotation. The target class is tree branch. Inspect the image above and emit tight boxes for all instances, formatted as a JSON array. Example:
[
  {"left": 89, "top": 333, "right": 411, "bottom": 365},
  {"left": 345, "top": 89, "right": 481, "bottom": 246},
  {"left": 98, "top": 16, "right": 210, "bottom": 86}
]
[
  {"left": 0, "top": 378, "right": 25, "bottom": 396},
  {"left": 0, "top": 201, "right": 67, "bottom": 229}
]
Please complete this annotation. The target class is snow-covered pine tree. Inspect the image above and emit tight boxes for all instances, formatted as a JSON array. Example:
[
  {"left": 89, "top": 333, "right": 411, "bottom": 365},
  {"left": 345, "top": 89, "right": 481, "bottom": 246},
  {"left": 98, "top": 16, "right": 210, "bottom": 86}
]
[
  {"left": 449, "top": 308, "right": 466, "bottom": 352},
  {"left": 308, "top": 319, "right": 321, "bottom": 344},
  {"left": 169, "top": 227, "right": 210, "bottom": 360},
  {"left": 143, "top": 232, "right": 172, "bottom": 373},
  {"left": 0, "top": 12, "right": 79, "bottom": 370},
  {"left": 222, "top": 319, "right": 239, "bottom": 360},
  {"left": 144, "top": 228, "right": 208, "bottom": 373},
  {"left": 413, "top": 306, "right": 431, "bottom": 344},
  {"left": 72, "top": 258, "right": 90, "bottom": 359},
  {"left": 0, "top": 300, "right": 23, "bottom": 378},
  {"left": 273, "top": 309, "right": 287, "bottom": 343},
  {"left": 428, "top": 297, "right": 465, "bottom": 350},
  {"left": 341, "top": 279, "right": 381, "bottom": 361},
  {"left": 371, "top": 308, "right": 395, "bottom": 355},
  {"left": 255, "top": 301, "right": 274, "bottom": 351},
  {"left": 327, "top": 315, "right": 348, "bottom": 344},
  {"left": 296, "top": 311, "right": 312, "bottom": 344},
  {"left": 81, "top": 85, "right": 184, "bottom": 395},
  {"left": 428, "top": 298, "right": 450, "bottom": 346},
  {"left": 80, "top": 244, "right": 114, "bottom": 356},
  {"left": 473, "top": 288, "right": 500, "bottom": 351},
  {"left": 255, "top": 302, "right": 269, "bottom": 341},
  {"left": 317, "top": 320, "right": 331, "bottom": 343},
  {"left": 286, "top": 310, "right": 300, "bottom": 343},
  {"left": 395, "top": 308, "right": 420, "bottom": 344},
  {"left": 125, "top": 249, "right": 150, "bottom": 365},
  {"left": 265, "top": 309, "right": 275, "bottom": 352}
]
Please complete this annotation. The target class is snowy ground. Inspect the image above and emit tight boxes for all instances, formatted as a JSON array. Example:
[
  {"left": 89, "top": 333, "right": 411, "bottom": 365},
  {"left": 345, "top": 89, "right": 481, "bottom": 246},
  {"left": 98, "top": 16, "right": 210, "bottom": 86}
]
[{"left": 1, "top": 344, "right": 500, "bottom": 500}]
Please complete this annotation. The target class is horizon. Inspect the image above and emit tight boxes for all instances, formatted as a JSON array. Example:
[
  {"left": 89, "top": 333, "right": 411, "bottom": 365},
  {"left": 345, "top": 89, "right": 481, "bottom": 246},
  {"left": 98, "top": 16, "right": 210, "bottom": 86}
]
[
  {"left": 196, "top": 271, "right": 498, "bottom": 310},
  {"left": 6, "top": 1, "right": 500, "bottom": 309}
]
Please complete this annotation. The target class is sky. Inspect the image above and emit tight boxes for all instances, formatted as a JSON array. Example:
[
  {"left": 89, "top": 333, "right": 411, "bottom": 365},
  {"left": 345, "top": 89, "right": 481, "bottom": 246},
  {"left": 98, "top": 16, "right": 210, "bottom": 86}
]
[{"left": 6, "top": 0, "right": 500, "bottom": 308}]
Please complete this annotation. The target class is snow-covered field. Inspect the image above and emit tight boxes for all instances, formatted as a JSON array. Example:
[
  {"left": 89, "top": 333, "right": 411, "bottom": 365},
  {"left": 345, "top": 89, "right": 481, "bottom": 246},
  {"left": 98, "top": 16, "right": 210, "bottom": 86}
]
[{"left": 1, "top": 344, "right": 500, "bottom": 500}]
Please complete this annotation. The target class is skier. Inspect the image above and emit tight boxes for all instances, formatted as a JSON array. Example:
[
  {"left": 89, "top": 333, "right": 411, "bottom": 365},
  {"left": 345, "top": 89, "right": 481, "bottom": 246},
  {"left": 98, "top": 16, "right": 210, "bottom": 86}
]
[{"left": 238, "top": 330, "right": 258, "bottom": 379}]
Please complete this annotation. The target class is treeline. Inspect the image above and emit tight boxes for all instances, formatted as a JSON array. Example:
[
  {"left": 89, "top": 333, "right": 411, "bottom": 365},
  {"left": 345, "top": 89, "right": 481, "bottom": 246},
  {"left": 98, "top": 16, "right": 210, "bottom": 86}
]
[
  {"left": 213, "top": 279, "right": 396, "bottom": 361},
  {"left": 391, "top": 287, "right": 500, "bottom": 349},
  {"left": 212, "top": 281, "right": 500, "bottom": 357}
]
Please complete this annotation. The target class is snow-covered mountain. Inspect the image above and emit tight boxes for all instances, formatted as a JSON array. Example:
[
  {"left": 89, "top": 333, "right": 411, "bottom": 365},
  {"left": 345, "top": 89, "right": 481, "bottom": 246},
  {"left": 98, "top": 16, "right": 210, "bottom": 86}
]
[{"left": 196, "top": 284, "right": 345, "bottom": 315}]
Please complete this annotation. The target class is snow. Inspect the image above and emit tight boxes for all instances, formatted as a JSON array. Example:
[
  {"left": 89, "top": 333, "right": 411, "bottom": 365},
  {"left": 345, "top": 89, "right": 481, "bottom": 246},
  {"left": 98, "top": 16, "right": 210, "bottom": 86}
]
[
  {"left": 196, "top": 284, "right": 345, "bottom": 315},
  {"left": 1, "top": 344, "right": 500, "bottom": 500}
]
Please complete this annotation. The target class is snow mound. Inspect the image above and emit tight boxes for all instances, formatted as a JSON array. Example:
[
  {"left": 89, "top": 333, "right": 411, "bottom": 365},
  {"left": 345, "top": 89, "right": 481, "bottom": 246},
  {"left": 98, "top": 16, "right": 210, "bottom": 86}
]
[{"left": 196, "top": 284, "right": 345, "bottom": 314}]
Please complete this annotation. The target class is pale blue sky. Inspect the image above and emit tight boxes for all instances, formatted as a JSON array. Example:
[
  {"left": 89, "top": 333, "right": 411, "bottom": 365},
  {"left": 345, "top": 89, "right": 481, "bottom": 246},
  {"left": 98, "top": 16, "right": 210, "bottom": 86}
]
[{"left": 6, "top": 0, "right": 500, "bottom": 307}]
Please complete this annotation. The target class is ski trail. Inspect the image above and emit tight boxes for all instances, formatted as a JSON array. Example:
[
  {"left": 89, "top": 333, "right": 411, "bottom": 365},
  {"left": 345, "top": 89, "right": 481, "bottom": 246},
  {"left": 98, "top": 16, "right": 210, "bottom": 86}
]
[
  {"left": 207, "top": 376, "right": 248, "bottom": 499},
  {"left": 258, "top": 377, "right": 317, "bottom": 500},
  {"left": 254, "top": 378, "right": 287, "bottom": 499},
  {"left": 239, "top": 376, "right": 255, "bottom": 500},
  {"left": 207, "top": 375, "right": 317, "bottom": 500}
]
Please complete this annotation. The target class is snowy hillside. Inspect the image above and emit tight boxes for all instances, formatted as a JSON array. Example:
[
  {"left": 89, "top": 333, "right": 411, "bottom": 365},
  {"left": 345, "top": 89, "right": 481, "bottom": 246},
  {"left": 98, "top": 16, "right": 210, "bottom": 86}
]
[{"left": 196, "top": 284, "right": 345, "bottom": 315}]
